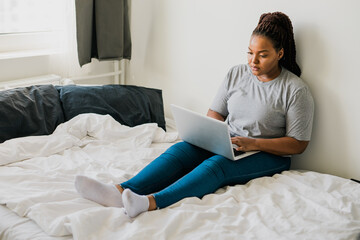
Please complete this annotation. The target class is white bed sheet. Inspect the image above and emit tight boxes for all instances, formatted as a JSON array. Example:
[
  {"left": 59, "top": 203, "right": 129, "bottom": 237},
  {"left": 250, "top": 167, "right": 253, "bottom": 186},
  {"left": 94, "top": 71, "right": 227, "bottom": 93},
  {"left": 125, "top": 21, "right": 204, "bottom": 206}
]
[
  {"left": 0, "top": 204, "right": 72, "bottom": 240},
  {"left": 0, "top": 113, "right": 359, "bottom": 240}
]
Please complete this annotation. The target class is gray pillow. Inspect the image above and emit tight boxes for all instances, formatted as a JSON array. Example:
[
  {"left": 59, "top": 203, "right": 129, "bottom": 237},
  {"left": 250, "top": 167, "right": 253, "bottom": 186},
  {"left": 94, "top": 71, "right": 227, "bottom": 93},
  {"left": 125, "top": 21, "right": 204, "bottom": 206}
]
[
  {"left": 57, "top": 85, "right": 166, "bottom": 130},
  {"left": 0, "top": 85, "right": 65, "bottom": 143}
]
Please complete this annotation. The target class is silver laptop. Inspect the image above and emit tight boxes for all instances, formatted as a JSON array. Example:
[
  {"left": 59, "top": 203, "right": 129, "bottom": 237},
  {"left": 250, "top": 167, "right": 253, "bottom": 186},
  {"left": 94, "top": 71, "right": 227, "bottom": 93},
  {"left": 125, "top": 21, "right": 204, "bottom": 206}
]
[{"left": 171, "top": 104, "right": 259, "bottom": 160}]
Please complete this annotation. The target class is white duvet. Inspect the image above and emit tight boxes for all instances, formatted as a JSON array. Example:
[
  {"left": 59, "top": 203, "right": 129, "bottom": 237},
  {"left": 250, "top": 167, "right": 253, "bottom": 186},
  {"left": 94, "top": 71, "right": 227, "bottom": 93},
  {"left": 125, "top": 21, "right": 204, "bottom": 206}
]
[{"left": 0, "top": 113, "right": 359, "bottom": 240}]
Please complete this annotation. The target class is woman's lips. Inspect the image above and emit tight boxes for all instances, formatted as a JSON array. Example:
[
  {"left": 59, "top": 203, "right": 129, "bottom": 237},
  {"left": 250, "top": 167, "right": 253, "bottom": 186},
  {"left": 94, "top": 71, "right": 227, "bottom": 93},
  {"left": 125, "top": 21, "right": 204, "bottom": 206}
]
[{"left": 251, "top": 66, "right": 260, "bottom": 72}]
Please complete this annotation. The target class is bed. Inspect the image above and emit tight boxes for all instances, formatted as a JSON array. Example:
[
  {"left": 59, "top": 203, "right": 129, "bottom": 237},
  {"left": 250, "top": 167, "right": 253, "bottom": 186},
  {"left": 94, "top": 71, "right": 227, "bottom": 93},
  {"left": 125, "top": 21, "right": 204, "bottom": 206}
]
[{"left": 0, "top": 84, "right": 359, "bottom": 240}]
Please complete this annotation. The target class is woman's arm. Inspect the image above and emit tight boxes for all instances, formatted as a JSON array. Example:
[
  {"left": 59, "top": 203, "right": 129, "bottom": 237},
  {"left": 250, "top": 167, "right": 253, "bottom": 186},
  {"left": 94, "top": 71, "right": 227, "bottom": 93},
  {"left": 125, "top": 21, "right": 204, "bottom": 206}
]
[
  {"left": 208, "top": 109, "right": 309, "bottom": 155},
  {"left": 231, "top": 136, "right": 309, "bottom": 156},
  {"left": 207, "top": 109, "right": 226, "bottom": 121}
]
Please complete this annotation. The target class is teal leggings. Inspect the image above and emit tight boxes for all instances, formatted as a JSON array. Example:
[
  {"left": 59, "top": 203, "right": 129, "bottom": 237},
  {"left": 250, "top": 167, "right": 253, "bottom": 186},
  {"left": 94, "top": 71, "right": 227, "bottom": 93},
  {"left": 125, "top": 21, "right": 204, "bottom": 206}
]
[{"left": 121, "top": 142, "right": 290, "bottom": 208}]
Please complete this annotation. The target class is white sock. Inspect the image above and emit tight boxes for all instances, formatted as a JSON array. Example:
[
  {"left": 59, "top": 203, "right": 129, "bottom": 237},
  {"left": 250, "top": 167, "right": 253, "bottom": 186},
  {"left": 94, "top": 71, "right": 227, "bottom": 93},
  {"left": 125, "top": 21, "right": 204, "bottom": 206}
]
[
  {"left": 75, "top": 175, "right": 123, "bottom": 208},
  {"left": 122, "top": 189, "right": 149, "bottom": 218}
]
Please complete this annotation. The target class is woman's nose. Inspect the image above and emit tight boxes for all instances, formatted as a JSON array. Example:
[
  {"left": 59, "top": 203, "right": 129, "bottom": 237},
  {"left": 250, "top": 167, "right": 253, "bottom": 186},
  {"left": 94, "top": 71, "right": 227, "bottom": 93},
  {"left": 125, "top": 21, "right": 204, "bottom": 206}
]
[{"left": 251, "top": 55, "right": 259, "bottom": 64}]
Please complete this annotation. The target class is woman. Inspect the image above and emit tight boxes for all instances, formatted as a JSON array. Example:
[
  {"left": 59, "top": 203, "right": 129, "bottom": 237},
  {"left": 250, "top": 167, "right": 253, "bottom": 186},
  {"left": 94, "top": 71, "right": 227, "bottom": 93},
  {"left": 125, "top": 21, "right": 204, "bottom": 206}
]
[{"left": 75, "top": 12, "right": 314, "bottom": 218}]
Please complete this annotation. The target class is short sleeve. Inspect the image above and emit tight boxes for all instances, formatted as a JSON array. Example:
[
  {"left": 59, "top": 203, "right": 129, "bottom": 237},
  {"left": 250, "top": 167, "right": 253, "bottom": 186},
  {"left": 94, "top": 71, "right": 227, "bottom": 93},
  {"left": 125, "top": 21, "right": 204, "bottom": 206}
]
[
  {"left": 286, "top": 87, "right": 314, "bottom": 141},
  {"left": 210, "top": 71, "right": 232, "bottom": 117}
]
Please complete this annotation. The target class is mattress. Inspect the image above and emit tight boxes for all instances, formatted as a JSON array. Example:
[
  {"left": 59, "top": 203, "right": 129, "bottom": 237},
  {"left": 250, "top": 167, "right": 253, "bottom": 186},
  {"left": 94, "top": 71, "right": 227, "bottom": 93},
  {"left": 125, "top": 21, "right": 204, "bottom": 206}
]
[{"left": 0, "top": 114, "right": 359, "bottom": 240}]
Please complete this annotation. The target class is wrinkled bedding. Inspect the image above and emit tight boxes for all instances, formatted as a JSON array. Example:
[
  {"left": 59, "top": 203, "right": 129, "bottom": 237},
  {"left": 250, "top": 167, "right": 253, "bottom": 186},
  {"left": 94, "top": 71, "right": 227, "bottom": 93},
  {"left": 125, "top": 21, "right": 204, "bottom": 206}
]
[{"left": 0, "top": 113, "right": 359, "bottom": 240}]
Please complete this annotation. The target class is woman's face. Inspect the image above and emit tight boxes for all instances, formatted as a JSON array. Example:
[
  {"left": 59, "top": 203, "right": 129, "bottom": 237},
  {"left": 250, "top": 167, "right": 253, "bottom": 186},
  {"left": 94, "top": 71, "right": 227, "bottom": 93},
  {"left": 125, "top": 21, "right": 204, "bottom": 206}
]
[{"left": 247, "top": 35, "right": 284, "bottom": 82}]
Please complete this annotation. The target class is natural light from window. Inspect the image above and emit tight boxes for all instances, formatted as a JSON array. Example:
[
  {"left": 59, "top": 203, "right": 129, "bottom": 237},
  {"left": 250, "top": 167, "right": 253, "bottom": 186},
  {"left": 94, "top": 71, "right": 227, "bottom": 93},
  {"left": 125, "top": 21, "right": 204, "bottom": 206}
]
[
  {"left": 0, "top": 0, "right": 68, "bottom": 59},
  {"left": 0, "top": 0, "right": 65, "bottom": 34}
]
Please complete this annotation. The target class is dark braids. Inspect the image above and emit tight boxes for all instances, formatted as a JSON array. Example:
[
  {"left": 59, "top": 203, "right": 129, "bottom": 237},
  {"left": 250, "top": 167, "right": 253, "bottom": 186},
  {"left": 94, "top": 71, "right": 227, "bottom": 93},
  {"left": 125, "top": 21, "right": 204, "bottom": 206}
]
[{"left": 252, "top": 12, "right": 301, "bottom": 77}]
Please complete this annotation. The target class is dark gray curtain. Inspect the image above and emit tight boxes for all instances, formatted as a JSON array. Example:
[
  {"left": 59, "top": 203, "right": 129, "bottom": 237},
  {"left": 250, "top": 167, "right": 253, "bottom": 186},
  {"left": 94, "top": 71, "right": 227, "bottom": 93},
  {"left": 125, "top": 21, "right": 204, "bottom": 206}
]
[{"left": 75, "top": 0, "right": 131, "bottom": 66}]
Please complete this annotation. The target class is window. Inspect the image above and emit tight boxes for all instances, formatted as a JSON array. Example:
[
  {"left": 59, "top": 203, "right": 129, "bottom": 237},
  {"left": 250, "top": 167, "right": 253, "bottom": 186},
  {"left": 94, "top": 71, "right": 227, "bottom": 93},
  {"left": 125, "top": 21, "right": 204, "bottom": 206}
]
[{"left": 0, "top": 0, "right": 68, "bottom": 59}]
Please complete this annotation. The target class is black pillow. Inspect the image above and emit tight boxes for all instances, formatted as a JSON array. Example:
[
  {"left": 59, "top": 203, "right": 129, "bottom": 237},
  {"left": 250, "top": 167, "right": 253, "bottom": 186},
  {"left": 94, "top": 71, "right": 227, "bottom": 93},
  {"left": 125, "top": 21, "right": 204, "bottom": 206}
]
[
  {"left": 0, "top": 85, "right": 65, "bottom": 143},
  {"left": 57, "top": 85, "right": 166, "bottom": 130}
]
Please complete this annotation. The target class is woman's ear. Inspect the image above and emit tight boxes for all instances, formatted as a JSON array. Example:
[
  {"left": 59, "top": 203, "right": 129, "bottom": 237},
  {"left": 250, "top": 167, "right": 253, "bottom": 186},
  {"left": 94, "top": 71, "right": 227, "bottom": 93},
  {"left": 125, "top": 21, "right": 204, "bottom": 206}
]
[{"left": 278, "top": 48, "right": 284, "bottom": 60}]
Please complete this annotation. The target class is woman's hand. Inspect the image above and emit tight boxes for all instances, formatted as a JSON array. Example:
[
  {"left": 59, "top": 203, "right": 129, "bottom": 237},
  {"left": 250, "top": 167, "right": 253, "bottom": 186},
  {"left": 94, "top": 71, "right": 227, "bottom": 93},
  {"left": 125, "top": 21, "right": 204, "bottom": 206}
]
[{"left": 231, "top": 136, "right": 258, "bottom": 152}]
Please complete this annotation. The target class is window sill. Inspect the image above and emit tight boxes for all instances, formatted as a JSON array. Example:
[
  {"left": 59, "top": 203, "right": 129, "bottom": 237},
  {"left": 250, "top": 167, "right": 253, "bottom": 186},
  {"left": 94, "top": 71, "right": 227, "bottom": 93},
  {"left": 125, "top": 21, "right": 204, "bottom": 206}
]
[{"left": 0, "top": 48, "right": 62, "bottom": 60}]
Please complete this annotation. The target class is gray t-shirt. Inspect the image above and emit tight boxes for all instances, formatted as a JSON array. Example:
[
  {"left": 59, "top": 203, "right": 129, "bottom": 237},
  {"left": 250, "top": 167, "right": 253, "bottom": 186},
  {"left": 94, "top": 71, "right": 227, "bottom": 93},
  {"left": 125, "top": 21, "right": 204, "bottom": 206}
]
[{"left": 210, "top": 64, "right": 314, "bottom": 141}]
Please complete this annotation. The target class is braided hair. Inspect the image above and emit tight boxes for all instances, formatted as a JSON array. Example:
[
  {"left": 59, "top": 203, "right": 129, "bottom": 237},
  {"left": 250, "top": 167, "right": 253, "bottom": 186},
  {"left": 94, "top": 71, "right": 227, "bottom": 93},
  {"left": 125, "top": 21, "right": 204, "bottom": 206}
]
[{"left": 252, "top": 12, "right": 301, "bottom": 77}]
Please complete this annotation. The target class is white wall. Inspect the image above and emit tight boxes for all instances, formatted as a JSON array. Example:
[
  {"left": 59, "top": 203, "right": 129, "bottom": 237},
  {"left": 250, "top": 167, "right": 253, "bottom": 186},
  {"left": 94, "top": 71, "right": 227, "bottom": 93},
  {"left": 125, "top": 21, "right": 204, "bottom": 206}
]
[{"left": 127, "top": 0, "right": 360, "bottom": 180}]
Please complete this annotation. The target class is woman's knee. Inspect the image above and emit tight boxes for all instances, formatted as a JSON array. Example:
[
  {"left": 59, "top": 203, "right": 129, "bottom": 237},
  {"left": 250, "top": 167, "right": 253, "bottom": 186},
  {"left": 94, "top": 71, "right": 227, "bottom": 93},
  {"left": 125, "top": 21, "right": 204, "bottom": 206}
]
[
  {"left": 205, "top": 155, "right": 230, "bottom": 165},
  {"left": 166, "top": 142, "right": 213, "bottom": 160},
  {"left": 165, "top": 142, "right": 193, "bottom": 155},
  {"left": 163, "top": 142, "right": 214, "bottom": 170},
  {"left": 202, "top": 155, "right": 230, "bottom": 178}
]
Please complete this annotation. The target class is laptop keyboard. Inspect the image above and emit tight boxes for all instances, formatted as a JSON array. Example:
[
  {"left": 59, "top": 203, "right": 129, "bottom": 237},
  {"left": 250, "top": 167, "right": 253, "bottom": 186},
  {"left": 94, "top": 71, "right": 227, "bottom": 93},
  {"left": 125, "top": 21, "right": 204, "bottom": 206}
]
[{"left": 233, "top": 148, "right": 245, "bottom": 157}]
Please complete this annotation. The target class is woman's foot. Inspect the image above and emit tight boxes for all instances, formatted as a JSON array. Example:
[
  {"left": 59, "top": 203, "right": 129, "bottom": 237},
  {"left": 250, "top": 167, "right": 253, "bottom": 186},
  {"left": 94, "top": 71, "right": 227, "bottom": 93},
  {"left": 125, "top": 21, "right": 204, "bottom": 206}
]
[
  {"left": 122, "top": 189, "right": 151, "bottom": 217},
  {"left": 75, "top": 175, "right": 123, "bottom": 207}
]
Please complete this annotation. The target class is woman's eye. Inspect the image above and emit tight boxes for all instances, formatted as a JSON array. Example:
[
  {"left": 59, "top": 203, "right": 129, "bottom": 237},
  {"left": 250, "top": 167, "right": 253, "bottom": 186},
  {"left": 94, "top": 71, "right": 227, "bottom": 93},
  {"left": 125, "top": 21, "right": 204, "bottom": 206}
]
[
  {"left": 247, "top": 52, "right": 253, "bottom": 55},
  {"left": 260, "top": 55, "right": 268, "bottom": 58}
]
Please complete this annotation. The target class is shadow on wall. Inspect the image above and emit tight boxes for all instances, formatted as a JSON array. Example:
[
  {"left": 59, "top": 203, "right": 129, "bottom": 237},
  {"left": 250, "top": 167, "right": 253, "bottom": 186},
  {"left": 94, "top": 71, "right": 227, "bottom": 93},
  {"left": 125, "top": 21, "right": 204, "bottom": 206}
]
[{"left": 291, "top": 24, "right": 350, "bottom": 176}]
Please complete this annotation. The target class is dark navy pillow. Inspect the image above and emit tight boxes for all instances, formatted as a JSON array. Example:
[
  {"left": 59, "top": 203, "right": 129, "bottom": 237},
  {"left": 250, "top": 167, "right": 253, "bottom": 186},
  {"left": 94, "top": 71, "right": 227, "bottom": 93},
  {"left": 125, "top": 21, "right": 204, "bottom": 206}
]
[
  {"left": 0, "top": 85, "right": 65, "bottom": 143},
  {"left": 57, "top": 85, "right": 166, "bottom": 130}
]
